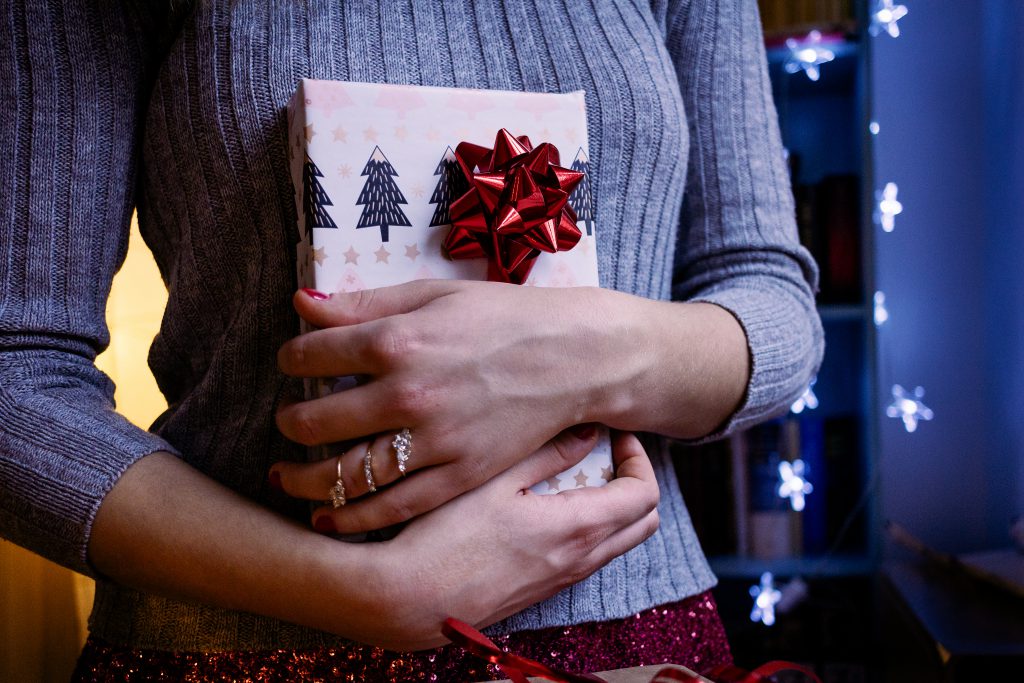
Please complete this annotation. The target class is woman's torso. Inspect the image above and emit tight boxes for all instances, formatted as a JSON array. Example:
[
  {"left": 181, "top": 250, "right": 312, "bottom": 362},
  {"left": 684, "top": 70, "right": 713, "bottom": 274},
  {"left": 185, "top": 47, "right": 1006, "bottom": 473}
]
[{"left": 90, "top": 0, "right": 716, "bottom": 650}]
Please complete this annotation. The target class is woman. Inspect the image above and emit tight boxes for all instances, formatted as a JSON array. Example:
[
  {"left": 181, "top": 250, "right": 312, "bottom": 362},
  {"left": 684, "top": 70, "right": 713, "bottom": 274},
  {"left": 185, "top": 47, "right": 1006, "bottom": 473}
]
[{"left": 0, "top": 0, "right": 823, "bottom": 679}]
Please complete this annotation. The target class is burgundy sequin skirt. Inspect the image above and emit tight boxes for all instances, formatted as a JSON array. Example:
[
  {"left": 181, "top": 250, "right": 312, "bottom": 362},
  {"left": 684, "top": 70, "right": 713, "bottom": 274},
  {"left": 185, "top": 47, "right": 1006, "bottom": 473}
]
[{"left": 73, "top": 591, "right": 731, "bottom": 682}]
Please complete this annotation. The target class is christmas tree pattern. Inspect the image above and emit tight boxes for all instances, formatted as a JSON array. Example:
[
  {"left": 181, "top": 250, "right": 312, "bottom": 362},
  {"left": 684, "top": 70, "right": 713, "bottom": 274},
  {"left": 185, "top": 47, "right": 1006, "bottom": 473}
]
[
  {"left": 355, "top": 146, "right": 411, "bottom": 242},
  {"left": 428, "top": 146, "right": 470, "bottom": 228},
  {"left": 302, "top": 155, "right": 338, "bottom": 239},
  {"left": 568, "top": 147, "right": 595, "bottom": 236}
]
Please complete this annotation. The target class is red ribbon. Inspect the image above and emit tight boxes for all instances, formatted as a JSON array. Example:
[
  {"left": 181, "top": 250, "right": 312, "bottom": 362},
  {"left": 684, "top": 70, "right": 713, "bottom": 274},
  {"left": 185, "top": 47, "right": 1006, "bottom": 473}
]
[
  {"left": 443, "top": 129, "right": 585, "bottom": 285},
  {"left": 442, "top": 617, "right": 822, "bottom": 683}
]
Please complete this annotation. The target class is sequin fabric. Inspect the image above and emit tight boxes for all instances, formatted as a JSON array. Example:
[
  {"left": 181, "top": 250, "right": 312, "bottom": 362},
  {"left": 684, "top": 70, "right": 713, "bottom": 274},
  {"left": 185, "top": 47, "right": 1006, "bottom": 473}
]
[{"left": 72, "top": 592, "right": 730, "bottom": 682}]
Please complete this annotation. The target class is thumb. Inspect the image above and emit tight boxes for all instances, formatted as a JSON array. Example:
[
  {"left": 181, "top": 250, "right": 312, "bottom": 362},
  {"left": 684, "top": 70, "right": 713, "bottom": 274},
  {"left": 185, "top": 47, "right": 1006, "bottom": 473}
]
[
  {"left": 504, "top": 424, "right": 601, "bottom": 493},
  {"left": 294, "top": 279, "right": 462, "bottom": 327}
]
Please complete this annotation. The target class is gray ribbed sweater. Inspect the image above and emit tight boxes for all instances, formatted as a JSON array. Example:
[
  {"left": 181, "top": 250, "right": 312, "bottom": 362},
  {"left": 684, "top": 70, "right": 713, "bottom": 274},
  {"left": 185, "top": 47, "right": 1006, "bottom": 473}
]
[{"left": 0, "top": 0, "right": 823, "bottom": 651}]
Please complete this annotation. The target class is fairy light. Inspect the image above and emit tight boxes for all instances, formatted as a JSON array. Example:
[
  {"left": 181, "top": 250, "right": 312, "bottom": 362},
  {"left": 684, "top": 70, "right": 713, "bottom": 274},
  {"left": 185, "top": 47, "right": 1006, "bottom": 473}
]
[
  {"left": 784, "top": 30, "right": 835, "bottom": 82},
  {"left": 749, "top": 572, "right": 782, "bottom": 626},
  {"left": 877, "top": 182, "right": 903, "bottom": 232},
  {"left": 886, "top": 384, "right": 934, "bottom": 433},
  {"left": 874, "top": 291, "right": 889, "bottom": 326},
  {"left": 870, "top": 0, "right": 909, "bottom": 38},
  {"left": 791, "top": 377, "right": 819, "bottom": 414},
  {"left": 778, "top": 459, "right": 814, "bottom": 512}
]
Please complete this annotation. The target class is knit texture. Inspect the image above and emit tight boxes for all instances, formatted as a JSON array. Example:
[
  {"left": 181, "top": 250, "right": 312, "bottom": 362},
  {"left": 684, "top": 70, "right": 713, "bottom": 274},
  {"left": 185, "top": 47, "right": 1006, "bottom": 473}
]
[{"left": 0, "top": 0, "right": 823, "bottom": 650}]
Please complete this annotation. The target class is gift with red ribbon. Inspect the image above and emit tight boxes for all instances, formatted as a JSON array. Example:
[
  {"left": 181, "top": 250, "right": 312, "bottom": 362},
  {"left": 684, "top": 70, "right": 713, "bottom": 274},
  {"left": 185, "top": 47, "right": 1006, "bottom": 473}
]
[
  {"left": 443, "top": 129, "right": 586, "bottom": 285},
  {"left": 443, "top": 617, "right": 822, "bottom": 683}
]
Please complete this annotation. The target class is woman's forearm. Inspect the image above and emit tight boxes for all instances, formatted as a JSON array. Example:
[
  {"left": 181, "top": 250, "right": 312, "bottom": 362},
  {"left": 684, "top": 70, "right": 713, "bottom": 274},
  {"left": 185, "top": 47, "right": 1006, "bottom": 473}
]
[
  {"left": 588, "top": 292, "right": 750, "bottom": 441},
  {"left": 89, "top": 451, "right": 378, "bottom": 638}
]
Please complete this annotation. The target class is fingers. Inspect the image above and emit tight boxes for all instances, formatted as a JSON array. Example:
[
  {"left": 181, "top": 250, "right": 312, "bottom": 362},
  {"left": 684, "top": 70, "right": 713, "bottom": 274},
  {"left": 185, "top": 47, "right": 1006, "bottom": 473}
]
[
  {"left": 502, "top": 424, "right": 601, "bottom": 491},
  {"left": 271, "top": 431, "right": 412, "bottom": 503},
  {"left": 275, "top": 381, "right": 407, "bottom": 446},
  {"left": 536, "top": 431, "right": 661, "bottom": 558},
  {"left": 294, "top": 280, "right": 463, "bottom": 328}
]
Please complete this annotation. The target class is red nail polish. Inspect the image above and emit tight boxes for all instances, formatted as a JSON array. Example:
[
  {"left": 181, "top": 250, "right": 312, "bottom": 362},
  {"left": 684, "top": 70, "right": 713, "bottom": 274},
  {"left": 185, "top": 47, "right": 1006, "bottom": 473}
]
[
  {"left": 268, "top": 470, "right": 283, "bottom": 492},
  {"left": 570, "top": 423, "right": 596, "bottom": 440},
  {"left": 314, "top": 516, "right": 337, "bottom": 534},
  {"left": 301, "top": 288, "right": 330, "bottom": 301}
]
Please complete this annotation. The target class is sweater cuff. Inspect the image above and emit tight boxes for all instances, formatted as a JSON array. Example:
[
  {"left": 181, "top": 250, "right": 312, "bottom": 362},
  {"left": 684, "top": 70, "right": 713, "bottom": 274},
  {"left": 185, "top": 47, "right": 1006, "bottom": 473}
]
[{"left": 688, "top": 285, "right": 824, "bottom": 442}]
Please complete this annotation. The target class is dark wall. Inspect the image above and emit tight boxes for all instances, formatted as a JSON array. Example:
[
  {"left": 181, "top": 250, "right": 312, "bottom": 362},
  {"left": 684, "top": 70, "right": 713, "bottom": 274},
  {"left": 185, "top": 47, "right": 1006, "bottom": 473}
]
[{"left": 873, "top": 1, "right": 1021, "bottom": 553}]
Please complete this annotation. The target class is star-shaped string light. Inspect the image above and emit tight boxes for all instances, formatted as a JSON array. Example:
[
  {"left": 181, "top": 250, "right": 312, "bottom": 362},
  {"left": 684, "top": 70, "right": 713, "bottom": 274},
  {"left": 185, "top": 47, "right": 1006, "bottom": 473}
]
[
  {"left": 886, "top": 384, "right": 934, "bottom": 433},
  {"left": 778, "top": 459, "right": 813, "bottom": 512},
  {"left": 749, "top": 572, "right": 782, "bottom": 626},
  {"left": 791, "top": 377, "right": 818, "bottom": 414},
  {"left": 784, "top": 30, "right": 835, "bottom": 82},
  {"left": 877, "top": 182, "right": 903, "bottom": 232},
  {"left": 874, "top": 291, "right": 889, "bottom": 326},
  {"left": 870, "top": 0, "right": 908, "bottom": 38}
]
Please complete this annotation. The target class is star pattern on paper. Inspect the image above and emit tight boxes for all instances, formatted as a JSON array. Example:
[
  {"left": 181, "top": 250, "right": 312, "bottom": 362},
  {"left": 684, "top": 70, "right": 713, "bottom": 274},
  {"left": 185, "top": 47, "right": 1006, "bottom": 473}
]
[
  {"left": 404, "top": 243, "right": 421, "bottom": 261},
  {"left": 543, "top": 475, "right": 563, "bottom": 493},
  {"left": 573, "top": 470, "right": 588, "bottom": 488},
  {"left": 600, "top": 466, "right": 614, "bottom": 483},
  {"left": 540, "top": 128, "right": 552, "bottom": 140},
  {"left": 312, "top": 246, "right": 327, "bottom": 266},
  {"left": 394, "top": 126, "right": 408, "bottom": 141},
  {"left": 304, "top": 124, "right": 316, "bottom": 143},
  {"left": 410, "top": 183, "right": 425, "bottom": 199},
  {"left": 337, "top": 164, "right": 352, "bottom": 179},
  {"left": 425, "top": 128, "right": 440, "bottom": 142},
  {"left": 343, "top": 246, "right": 360, "bottom": 265},
  {"left": 332, "top": 125, "right": 348, "bottom": 143},
  {"left": 374, "top": 245, "right": 391, "bottom": 263},
  {"left": 564, "top": 128, "right": 578, "bottom": 143},
  {"left": 363, "top": 126, "right": 379, "bottom": 143}
]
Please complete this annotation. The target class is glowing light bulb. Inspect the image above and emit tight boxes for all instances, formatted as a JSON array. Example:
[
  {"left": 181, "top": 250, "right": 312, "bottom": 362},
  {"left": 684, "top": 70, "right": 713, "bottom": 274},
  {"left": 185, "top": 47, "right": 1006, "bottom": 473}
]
[
  {"left": 778, "top": 459, "right": 814, "bottom": 512},
  {"left": 870, "top": 0, "right": 908, "bottom": 38},
  {"left": 750, "top": 572, "right": 782, "bottom": 626},
  {"left": 784, "top": 31, "right": 835, "bottom": 82},
  {"left": 874, "top": 291, "right": 889, "bottom": 326},
  {"left": 886, "top": 384, "right": 934, "bottom": 432},
  {"left": 877, "top": 182, "right": 903, "bottom": 232}
]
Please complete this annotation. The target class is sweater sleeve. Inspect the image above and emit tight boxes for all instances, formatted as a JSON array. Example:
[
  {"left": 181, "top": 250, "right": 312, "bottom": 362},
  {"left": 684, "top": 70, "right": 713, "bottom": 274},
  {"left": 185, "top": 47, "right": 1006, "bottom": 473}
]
[
  {"left": 0, "top": 1, "right": 180, "bottom": 576},
  {"left": 663, "top": 0, "right": 825, "bottom": 438}
]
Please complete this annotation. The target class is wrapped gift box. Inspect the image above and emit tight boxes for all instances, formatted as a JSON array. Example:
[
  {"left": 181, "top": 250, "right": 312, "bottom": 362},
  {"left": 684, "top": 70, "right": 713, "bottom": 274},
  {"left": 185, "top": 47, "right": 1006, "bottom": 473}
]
[{"left": 286, "top": 79, "right": 611, "bottom": 495}]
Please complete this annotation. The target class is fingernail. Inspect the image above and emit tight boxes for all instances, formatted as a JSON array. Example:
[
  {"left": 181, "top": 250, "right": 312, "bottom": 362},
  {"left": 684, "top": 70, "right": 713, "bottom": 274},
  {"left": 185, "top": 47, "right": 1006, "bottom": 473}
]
[
  {"left": 301, "top": 288, "right": 330, "bottom": 301},
  {"left": 570, "top": 423, "right": 596, "bottom": 440},
  {"left": 268, "top": 470, "right": 283, "bottom": 492},
  {"left": 313, "top": 516, "right": 337, "bottom": 534}
]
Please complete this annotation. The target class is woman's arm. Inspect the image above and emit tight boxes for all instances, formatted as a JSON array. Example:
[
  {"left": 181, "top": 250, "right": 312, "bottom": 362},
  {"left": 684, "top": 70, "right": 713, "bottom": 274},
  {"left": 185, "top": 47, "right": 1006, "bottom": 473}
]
[{"left": 90, "top": 432, "right": 660, "bottom": 651}]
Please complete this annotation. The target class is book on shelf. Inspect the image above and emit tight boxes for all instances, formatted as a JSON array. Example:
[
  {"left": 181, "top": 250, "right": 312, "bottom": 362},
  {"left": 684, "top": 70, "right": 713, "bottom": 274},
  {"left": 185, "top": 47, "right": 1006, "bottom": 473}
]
[
  {"left": 793, "top": 172, "right": 862, "bottom": 305},
  {"left": 758, "top": 0, "right": 856, "bottom": 39}
]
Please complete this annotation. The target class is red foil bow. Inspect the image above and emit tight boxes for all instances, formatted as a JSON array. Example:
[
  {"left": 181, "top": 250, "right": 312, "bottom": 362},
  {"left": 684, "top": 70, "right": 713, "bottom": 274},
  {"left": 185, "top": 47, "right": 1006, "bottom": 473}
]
[
  {"left": 443, "top": 129, "right": 585, "bottom": 285},
  {"left": 442, "top": 617, "right": 822, "bottom": 683}
]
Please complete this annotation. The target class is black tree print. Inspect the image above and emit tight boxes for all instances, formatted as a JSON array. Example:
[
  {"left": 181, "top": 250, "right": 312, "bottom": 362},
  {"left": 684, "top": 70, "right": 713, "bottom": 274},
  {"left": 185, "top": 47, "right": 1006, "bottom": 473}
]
[
  {"left": 302, "top": 155, "right": 338, "bottom": 239},
  {"left": 355, "top": 146, "right": 411, "bottom": 242},
  {"left": 428, "top": 146, "right": 470, "bottom": 228},
  {"left": 568, "top": 147, "right": 595, "bottom": 236}
]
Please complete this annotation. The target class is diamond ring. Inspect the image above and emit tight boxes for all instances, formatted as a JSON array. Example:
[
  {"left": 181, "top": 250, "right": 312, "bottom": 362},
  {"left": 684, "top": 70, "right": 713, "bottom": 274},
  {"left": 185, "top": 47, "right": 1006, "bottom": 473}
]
[
  {"left": 393, "top": 428, "right": 412, "bottom": 475},
  {"left": 329, "top": 454, "right": 346, "bottom": 508}
]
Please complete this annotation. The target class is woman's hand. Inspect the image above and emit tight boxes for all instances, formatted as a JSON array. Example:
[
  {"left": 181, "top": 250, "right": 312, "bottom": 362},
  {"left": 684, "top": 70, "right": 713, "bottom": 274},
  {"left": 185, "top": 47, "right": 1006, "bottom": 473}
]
[
  {"left": 337, "top": 430, "right": 660, "bottom": 651},
  {"left": 274, "top": 280, "right": 640, "bottom": 534},
  {"left": 274, "top": 279, "right": 749, "bottom": 535}
]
